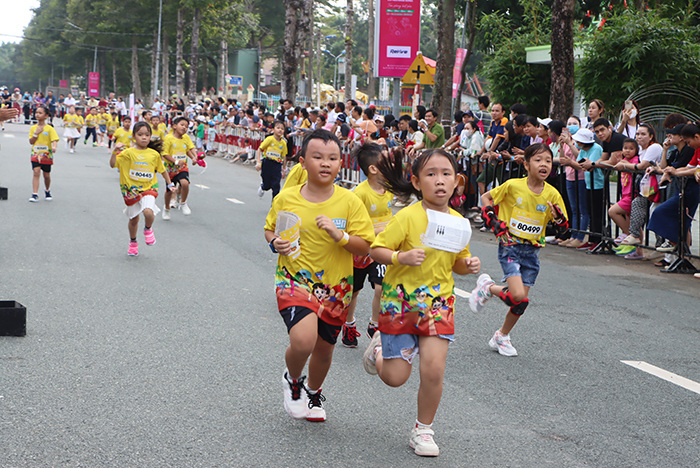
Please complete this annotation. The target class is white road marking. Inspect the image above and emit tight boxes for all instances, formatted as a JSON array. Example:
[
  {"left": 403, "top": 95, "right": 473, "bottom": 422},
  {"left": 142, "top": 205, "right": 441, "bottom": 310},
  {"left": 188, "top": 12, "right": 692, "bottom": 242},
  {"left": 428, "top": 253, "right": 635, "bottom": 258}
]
[
  {"left": 3, "top": 134, "right": 15, "bottom": 138},
  {"left": 226, "top": 198, "right": 245, "bottom": 204},
  {"left": 193, "top": 184, "right": 209, "bottom": 189},
  {"left": 454, "top": 287, "right": 471, "bottom": 298},
  {"left": 621, "top": 360, "right": 700, "bottom": 395}
]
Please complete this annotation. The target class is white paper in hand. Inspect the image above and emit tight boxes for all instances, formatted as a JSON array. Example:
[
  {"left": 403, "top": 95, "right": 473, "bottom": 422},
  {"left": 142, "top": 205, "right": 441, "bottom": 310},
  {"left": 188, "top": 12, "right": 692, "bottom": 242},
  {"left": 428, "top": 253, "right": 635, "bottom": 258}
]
[
  {"left": 422, "top": 209, "right": 472, "bottom": 253},
  {"left": 275, "top": 211, "right": 302, "bottom": 260}
]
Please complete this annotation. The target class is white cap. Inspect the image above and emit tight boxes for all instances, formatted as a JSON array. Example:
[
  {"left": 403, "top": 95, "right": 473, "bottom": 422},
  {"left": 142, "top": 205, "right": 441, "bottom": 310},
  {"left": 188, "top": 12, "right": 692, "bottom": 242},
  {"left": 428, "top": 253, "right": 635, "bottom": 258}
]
[
  {"left": 537, "top": 118, "right": 552, "bottom": 128},
  {"left": 572, "top": 128, "right": 595, "bottom": 144}
]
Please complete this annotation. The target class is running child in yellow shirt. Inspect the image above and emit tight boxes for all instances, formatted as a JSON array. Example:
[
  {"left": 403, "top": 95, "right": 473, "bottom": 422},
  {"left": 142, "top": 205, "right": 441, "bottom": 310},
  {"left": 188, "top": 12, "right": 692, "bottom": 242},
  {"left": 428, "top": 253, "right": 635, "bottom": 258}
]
[
  {"left": 84, "top": 107, "right": 98, "bottom": 146},
  {"left": 107, "top": 111, "right": 119, "bottom": 149},
  {"left": 264, "top": 129, "right": 375, "bottom": 422},
  {"left": 161, "top": 116, "right": 197, "bottom": 218},
  {"left": 113, "top": 116, "right": 133, "bottom": 147},
  {"left": 28, "top": 105, "right": 59, "bottom": 202},
  {"left": 363, "top": 148, "right": 481, "bottom": 457},
  {"left": 340, "top": 143, "right": 394, "bottom": 347},
  {"left": 256, "top": 120, "right": 288, "bottom": 199},
  {"left": 110, "top": 121, "right": 175, "bottom": 257},
  {"left": 469, "top": 143, "right": 568, "bottom": 357}
]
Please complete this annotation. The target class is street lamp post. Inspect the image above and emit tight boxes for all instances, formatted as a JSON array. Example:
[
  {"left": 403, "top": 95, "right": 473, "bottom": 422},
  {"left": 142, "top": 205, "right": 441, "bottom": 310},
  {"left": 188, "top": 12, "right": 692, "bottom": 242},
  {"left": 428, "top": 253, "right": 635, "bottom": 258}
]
[{"left": 323, "top": 49, "right": 345, "bottom": 91}]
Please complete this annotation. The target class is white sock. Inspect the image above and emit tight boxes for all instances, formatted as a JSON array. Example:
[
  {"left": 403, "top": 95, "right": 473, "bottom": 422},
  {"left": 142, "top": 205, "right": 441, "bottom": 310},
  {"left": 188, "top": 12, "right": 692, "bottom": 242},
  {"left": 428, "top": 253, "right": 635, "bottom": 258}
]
[
  {"left": 307, "top": 388, "right": 319, "bottom": 395},
  {"left": 369, "top": 319, "right": 378, "bottom": 326},
  {"left": 416, "top": 420, "right": 432, "bottom": 429},
  {"left": 345, "top": 320, "right": 356, "bottom": 326}
]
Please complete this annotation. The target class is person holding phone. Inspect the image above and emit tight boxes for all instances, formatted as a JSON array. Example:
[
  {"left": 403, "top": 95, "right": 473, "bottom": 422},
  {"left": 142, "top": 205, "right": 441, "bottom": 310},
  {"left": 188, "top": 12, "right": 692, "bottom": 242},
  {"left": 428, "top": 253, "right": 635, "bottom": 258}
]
[{"left": 617, "top": 100, "right": 640, "bottom": 138}]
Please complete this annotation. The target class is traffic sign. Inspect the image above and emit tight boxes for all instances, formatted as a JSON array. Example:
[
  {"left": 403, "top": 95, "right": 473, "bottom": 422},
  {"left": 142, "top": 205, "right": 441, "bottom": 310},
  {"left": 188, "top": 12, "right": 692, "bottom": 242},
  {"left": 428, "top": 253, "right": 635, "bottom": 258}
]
[{"left": 402, "top": 53, "right": 434, "bottom": 85}]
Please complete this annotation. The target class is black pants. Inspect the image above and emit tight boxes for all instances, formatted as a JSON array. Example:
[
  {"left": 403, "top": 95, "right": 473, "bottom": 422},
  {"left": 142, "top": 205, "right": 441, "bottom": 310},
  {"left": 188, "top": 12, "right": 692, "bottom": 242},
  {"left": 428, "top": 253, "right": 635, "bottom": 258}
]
[
  {"left": 587, "top": 188, "right": 604, "bottom": 244},
  {"left": 23, "top": 105, "right": 31, "bottom": 123},
  {"left": 85, "top": 127, "right": 97, "bottom": 143},
  {"left": 261, "top": 158, "right": 282, "bottom": 198}
]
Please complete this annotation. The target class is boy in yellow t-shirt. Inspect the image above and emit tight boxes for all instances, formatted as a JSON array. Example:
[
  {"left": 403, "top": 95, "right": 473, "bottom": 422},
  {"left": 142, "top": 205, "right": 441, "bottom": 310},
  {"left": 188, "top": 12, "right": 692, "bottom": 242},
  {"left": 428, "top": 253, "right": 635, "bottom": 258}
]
[
  {"left": 113, "top": 116, "right": 133, "bottom": 148},
  {"left": 256, "top": 121, "right": 288, "bottom": 199},
  {"left": 107, "top": 111, "right": 119, "bottom": 149},
  {"left": 28, "top": 105, "right": 59, "bottom": 202},
  {"left": 264, "top": 129, "right": 375, "bottom": 422},
  {"left": 149, "top": 115, "right": 165, "bottom": 142},
  {"left": 97, "top": 106, "right": 109, "bottom": 147},
  {"left": 282, "top": 160, "right": 307, "bottom": 190},
  {"left": 84, "top": 107, "right": 98, "bottom": 146},
  {"left": 341, "top": 143, "right": 394, "bottom": 347},
  {"left": 161, "top": 116, "right": 197, "bottom": 219}
]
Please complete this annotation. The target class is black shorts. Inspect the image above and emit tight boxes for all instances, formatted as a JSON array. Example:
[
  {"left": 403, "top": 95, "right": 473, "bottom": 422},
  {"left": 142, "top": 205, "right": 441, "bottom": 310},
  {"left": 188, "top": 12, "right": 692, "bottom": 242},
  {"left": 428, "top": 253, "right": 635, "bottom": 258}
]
[
  {"left": 353, "top": 262, "right": 385, "bottom": 292},
  {"left": 31, "top": 161, "right": 51, "bottom": 173},
  {"left": 279, "top": 306, "right": 342, "bottom": 345},
  {"left": 171, "top": 171, "right": 190, "bottom": 185}
]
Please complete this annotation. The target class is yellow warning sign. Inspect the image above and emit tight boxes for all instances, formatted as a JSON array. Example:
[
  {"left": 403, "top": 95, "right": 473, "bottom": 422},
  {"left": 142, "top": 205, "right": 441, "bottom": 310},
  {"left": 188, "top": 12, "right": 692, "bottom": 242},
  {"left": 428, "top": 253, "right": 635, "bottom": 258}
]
[{"left": 402, "top": 53, "right": 434, "bottom": 85}]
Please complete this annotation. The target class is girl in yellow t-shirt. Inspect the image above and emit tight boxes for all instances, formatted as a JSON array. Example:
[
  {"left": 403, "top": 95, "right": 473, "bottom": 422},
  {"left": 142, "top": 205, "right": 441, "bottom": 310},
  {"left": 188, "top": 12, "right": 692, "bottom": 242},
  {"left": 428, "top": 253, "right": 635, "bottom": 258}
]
[
  {"left": 28, "top": 105, "right": 59, "bottom": 202},
  {"left": 110, "top": 121, "right": 175, "bottom": 257},
  {"left": 364, "top": 148, "right": 481, "bottom": 457},
  {"left": 62, "top": 105, "right": 81, "bottom": 153},
  {"left": 470, "top": 143, "right": 568, "bottom": 357}
]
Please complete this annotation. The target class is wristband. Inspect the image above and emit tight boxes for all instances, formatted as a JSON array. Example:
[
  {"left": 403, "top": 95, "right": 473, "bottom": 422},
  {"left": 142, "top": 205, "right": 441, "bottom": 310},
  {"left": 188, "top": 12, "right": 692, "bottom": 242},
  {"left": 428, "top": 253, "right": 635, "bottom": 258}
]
[
  {"left": 336, "top": 231, "right": 350, "bottom": 247},
  {"left": 391, "top": 251, "right": 401, "bottom": 266},
  {"left": 168, "top": 183, "right": 175, "bottom": 188}
]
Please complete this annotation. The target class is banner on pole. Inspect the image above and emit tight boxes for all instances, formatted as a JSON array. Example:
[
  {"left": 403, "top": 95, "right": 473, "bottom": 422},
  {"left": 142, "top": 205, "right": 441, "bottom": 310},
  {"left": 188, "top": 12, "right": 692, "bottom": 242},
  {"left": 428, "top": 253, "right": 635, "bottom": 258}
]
[
  {"left": 129, "top": 93, "right": 135, "bottom": 121},
  {"left": 88, "top": 72, "right": 100, "bottom": 97},
  {"left": 452, "top": 49, "right": 468, "bottom": 99},
  {"left": 373, "top": 0, "right": 421, "bottom": 78}
]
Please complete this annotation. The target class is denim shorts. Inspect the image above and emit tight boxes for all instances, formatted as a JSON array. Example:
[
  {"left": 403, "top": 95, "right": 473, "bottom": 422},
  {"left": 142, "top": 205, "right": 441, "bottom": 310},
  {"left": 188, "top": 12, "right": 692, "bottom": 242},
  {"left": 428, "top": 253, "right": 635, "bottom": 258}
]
[
  {"left": 381, "top": 333, "right": 453, "bottom": 364},
  {"left": 497, "top": 243, "right": 541, "bottom": 287}
]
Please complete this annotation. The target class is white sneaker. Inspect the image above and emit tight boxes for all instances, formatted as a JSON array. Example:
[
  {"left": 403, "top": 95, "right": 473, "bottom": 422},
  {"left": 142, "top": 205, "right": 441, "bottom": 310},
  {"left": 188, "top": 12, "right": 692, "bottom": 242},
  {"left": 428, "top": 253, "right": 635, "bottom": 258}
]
[
  {"left": 70, "top": 148, "right": 74, "bottom": 153},
  {"left": 469, "top": 273, "right": 494, "bottom": 313},
  {"left": 489, "top": 330, "right": 518, "bottom": 357},
  {"left": 409, "top": 426, "right": 439, "bottom": 457},
  {"left": 162, "top": 209, "right": 170, "bottom": 220},
  {"left": 282, "top": 371, "right": 308, "bottom": 419},
  {"left": 363, "top": 331, "right": 382, "bottom": 375},
  {"left": 257, "top": 185, "right": 264, "bottom": 198},
  {"left": 305, "top": 389, "right": 327, "bottom": 422},
  {"left": 181, "top": 203, "right": 191, "bottom": 215}
]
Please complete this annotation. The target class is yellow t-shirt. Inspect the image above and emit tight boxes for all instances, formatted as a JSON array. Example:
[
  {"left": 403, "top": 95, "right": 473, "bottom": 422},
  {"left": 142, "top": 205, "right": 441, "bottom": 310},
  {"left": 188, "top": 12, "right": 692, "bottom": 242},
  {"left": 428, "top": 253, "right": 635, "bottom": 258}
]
[
  {"left": 260, "top": 135, "right": 288, "bottom": 163},
  {"left": 113, "top": 127, "right": 133, "bottom": 147},
  {"left": 85, "top": 114, "right": 98, "bottom": 128},
  {"left": 115, "top": 147, "right": 166, "bottom": 205},
  {"left": 97, "top": 113, "right": 109, "bottom": 126},
  {"left": 150, "top": 123, "right": 165, "bottom": 142},
  {"left": 352, "top": 180, "right": 394, "bottom": 230},
  {"left": 283, "top": 163, "right": 307, "bottom": 189},
  {"left": 63, "top": 114, "right": 78, "bottom": 128},
  {"left": 264, "top": 185, "right": 375, "bottom": 326},
  {"left": 489, "top": 176, "right": 567, "bottom": 247},
  {"left": 158, "top": 122, "right": 168, "bottom": 135},
  {"left": 107, "top": 116, "right": 119, "bottom": 133},
  {"left": 29, "top": 124, "right": 59, "bottom": 165},
  {"left": 75, "top": 116, "right": 85, "bottom": 128},
  {"left": 162, "top": 133, "right": 195, "bottom": 176},
  {"left": 371, "top": 202, "right": 471, "bottom": 336}
]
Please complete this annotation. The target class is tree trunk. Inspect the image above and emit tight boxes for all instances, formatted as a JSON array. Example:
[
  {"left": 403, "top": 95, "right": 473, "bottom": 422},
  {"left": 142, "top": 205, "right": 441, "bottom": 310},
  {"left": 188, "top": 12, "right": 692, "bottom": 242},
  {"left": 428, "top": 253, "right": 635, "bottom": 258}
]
[
  {"left": 188, "top": 7, "right": 201, "bottom": 101},
  {"left": 307, "top": 1, "right": 314, "bottom": 99},
  {"left": 219, "top": 40, "right": 228, "bottom": 96},
  {"left": 162, "top": 30, "right": 169, "bottom": 99},
  {"left": 344, "top": 0, "right": 354, "bottom": 99},
  {"left": 281, "top": 0, "right": 313, "bottom": 101},
  {"left": 150, "top": 29, "right": 158, "bottom": 104},
  {"left": 457, "top": 0, "right": 478, "bottom": 103},
  {"left": 317, "top": 32, "right": 322, "bottom": 89},
  {"left": 202, "top": 58, "right": 208, "bottom": 94},
  {"left": 432, "top": 0, "right": 456, "bottom": 121},
  {"left": 367, "top": 0, "right": 375, "bottom": 100},
  {"left": 99, "top": 53, "right": 106, "bottom": 97},
  {"left": 131, "top": 36, "right": 142, "bottom": 100},
  {"left": 176, "top": 8, "right": 184, "bottom": 98},
  {"left": 112, "top": 54, "right": 118, "bottom": 95},
  {"left": 549, "top": 0, "right": 575, "bottom": 120}
]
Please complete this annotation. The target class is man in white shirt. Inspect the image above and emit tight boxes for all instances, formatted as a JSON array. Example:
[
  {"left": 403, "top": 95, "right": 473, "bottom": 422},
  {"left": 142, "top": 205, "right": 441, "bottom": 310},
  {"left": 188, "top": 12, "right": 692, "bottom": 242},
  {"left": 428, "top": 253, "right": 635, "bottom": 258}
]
[
  {"left": 64, "top": 94, "right": 77, "bottom": 107},
  {"left": 152, "top": 98, "right": 166, "bottom": 116}
]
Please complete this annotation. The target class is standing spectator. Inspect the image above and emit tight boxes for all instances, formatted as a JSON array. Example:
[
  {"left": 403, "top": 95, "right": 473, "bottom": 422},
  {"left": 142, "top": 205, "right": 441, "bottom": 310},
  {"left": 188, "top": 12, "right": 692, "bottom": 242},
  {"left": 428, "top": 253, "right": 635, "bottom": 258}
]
[
  {"left": 418, "top": 109, "right": 445, "bottom": 149},
  {"left": 22, "top": 91, "right": 33, "bottom": 124},
  {"left": 617, "top": 100, "right": 641, "bottom": 138},
  {"left": 584, "top": 99, "right": 605, "bottom": 130}
]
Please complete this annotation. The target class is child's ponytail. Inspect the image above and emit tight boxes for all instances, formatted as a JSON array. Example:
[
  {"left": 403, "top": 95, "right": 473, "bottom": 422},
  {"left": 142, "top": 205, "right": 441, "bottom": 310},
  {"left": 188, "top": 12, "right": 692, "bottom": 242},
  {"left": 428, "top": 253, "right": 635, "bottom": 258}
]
[
  {"left": 148, "top": 138, "right": 163, "bottom": 154},
  {"left": 377, "top": 147, "right": 419, "bottom": 200}
]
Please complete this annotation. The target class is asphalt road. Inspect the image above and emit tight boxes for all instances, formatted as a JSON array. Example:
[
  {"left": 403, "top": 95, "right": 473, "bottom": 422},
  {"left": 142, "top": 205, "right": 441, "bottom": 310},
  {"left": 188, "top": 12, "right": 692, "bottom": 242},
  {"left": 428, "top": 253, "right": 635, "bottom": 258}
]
[{"left": 1, "top": 122, "right": 699, "bottom": 467}]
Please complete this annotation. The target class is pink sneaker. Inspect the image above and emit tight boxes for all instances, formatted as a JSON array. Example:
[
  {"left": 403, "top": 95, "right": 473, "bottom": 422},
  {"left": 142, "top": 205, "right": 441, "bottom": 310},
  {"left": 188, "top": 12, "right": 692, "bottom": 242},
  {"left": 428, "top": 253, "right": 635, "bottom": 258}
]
[
  {"left": 127, "top": 241, "right": 139, "bottom": 256},
  {"left": 144, "top": 228, "right": 156, "bottom": 245}
]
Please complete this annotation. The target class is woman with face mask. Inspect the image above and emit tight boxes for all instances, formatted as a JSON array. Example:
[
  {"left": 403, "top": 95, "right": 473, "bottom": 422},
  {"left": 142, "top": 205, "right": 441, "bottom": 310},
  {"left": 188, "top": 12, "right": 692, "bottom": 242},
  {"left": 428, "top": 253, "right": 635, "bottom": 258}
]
[{"left": 616, "top": 100, "right": 640, "bottom": 139}]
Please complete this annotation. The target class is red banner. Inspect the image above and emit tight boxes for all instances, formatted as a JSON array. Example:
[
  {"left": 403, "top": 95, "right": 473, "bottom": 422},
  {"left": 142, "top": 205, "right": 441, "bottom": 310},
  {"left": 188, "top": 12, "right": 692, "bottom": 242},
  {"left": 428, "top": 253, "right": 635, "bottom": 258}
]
[
  {"left": 59, "top": 80, "right": 68, "bottom": 89},
  {"left": 88, "top": 72, "right": 100, "bottom": 97},
  {"left": 374, "top": 0, "right": 421, "bottom": 78},
  {"left": 452, "top": 49, "right": 467, "bottom": 99}
]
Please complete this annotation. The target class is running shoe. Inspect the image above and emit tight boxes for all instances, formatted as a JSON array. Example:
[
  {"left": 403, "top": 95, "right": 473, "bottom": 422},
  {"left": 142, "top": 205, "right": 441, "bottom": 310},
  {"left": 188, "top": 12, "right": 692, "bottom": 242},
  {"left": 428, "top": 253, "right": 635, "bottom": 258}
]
[
  {"left": 127, "top": 241, "right": 139, "bottom": 257},
  {"left": 469, "top": 273, "right": 494, "bottom": 313},
  {"left": 367, "top": 321, "right": 378, "bottom": 338},
  {"left": 489, "top": 330, "right": 518, "bottom": 356},
  {"left": 305, "top": 389, "right": 326, "bottom": 422},
  {"left": 257, "top": 185, "right": 264, "bottom": 198},
  {"left": 70, "top": 148, "right": 74, "bottom": 153},
  {"left": 694, "top": 272, "right": 700, "bottom": 279},
  {"left": 162, "top": 209, "right": 170, "bottom": 220},
  {"left": 341, "top": 323, "right": 361, "bottom": 348},
  {"left": 282, "top": 371, "right": 308, "bottom": 419},
  {"left": 576, "top": 242, "right": 595, "bottom": 250},
  {"left": 363, "top": 331, "right": 382, "bottom": 375},
  {"left": 144, "top": 228, "right": 156, "bottom": 246},
  {"left": 181, "top": 203, "right": 191, "bottom": 216},
  {"left": 44, "top": 190, "right": 52, "bottom": 201},
  {"left": 409, "top": 426, "right": 440, "bottom": 457},
  {"left": 657, "top": 241, "right": 675, "bottom": 252},
  {"left": 93, "top": 142, "right": 98, "bottom": 147},
  {"left": 28, "top": 194, "right": 38, "bottom": 202},
  {"left": 621, "top": 235, "right": 641, "bottom": 245}
]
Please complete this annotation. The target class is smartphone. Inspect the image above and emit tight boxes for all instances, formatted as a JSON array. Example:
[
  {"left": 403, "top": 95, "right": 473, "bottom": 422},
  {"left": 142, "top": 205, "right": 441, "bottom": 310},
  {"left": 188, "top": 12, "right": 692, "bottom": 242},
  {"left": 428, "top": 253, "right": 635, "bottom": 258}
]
[{"left": 624, "top": 100, "right": 633, "bottom": 110}]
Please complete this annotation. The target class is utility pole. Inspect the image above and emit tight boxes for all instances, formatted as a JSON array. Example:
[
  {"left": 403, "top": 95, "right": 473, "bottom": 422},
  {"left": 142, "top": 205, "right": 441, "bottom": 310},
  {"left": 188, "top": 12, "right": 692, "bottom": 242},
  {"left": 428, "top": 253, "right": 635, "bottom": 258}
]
[{"left": 154, "top": 0, "right": 163, "bottom": 99}]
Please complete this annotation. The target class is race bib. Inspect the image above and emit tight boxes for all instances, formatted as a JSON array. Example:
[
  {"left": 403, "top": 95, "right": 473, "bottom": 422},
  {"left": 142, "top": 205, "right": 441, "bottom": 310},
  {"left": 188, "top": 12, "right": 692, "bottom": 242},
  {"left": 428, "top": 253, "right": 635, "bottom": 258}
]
[
  {"left": 34, "top": 145, "right": 49, "bottom": 153},
  {"left": 174, "top": 153, "right": 187, "bottom": 160},
  {"left": 129, "top": 168, "right": 154, "bottom": 181},
  {"left": 508, "top": 207, "right": 545, "bottom": 240}
]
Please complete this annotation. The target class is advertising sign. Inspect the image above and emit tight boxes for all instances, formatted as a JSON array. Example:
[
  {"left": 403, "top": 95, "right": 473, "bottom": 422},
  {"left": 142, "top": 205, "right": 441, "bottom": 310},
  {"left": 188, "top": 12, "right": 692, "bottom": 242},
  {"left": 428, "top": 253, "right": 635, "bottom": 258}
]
[
  {"left": 452, "top": 48, "right": 467, "bottom": 99},
  {"left": 373, "top": 0, "right": 421, "bottom": 78},
  {"left": 59, "top": 80, "right": 68, "bottom": 89},
  {"left": 88, "top": 72, "right": 100, "bottom": 97}
]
